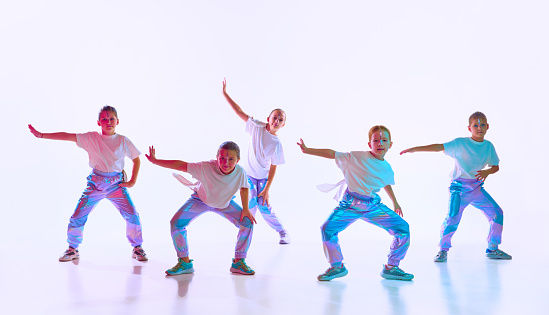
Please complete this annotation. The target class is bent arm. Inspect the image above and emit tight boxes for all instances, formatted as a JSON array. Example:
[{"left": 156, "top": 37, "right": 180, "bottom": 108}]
[
  {"left": 383, "top": 185, "right": 403, "bottom": 217},
  {"left": 222, "top": 79, "right": 249, "bottom": 122},
  {"left": 475, "top": 165, "right": 499, "bottom": 182},
  {"left": 258, "top": 164, "right": 278, "bottom": 206},
  {"left": 240, "top": 187, "right": 257, "bottom": 224},
  {"left": 297, "top": 139, "right": 336, "bottom": 159},
  {"left": 400, "top": 144, "right": 444, "bottom": 155},
  {"left": 29, "top": 124, "right": 77, "bottom": 142},
  {"left": 120, "top": 157, "right": 140, "bottom": 188}
]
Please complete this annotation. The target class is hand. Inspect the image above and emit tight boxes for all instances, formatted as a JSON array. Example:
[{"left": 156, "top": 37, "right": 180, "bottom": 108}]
[
  {"left": 222, "top": 77, "right": 227, "bottom": 94},
  {"left": 258, "top": 189, "right": 270, "bottom": 206},
  {"left": 145, "top": 146, "right": 157, "bottom": 163},
  {"left": 240, "top": 208, "right": 257, "bottom": 224},
  {"left": 400, "top": 148, "right": 414, "bottom": 155},
  {"left": 28, "top": 124, "right": 43, "bottom": 138},
  {"left": 297, "top": 138, "right": 307, "bottom": 153},
  {"left": 119, "top": 180, "right": 136, "bottom": 188},
  {"left": 475, "top": 169, "right": 490, "bottom": 182}
]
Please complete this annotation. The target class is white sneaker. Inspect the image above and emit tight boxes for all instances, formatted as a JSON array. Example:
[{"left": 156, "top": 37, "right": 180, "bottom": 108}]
[{"left": 279, "top": 231, "right": 291, "bottom": 244}]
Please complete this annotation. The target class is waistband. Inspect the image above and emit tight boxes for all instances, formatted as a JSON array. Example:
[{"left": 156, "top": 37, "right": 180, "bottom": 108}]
[
  {"left": 346, "top": 189, "right": 374, "bottom": 201},
  {"left": 92, "top": 169, "right": 121, "bottom": 177}
]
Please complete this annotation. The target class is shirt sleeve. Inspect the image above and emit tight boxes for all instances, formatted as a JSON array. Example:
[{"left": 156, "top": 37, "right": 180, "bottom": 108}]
[
  {"left": 245, "top": 117, "right": 263, "bottom": 134},
  {"left": 270, "top": 142, "right": 285, "bottom": 166},
  {"left": 76, "top": 132, "right": 96, "bottom": 151},
  {"left": 123, "top": 137, "right": 141, "bottom": 160},
  {"left": 443, "top": 139, "right": 457, "bottom": 158},
  {"left": 186, "top": 162, "right": 201, "bottom": 181},
  {"left": 488, "top": 142, "right": 500, "bottom": 166},
  {"left": 335, "top": 151, "right": 351, "bottom": 172}
]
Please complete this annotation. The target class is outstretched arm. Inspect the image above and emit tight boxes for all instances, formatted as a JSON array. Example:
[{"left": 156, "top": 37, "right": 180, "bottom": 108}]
[
  {"left": 239, "top": 188, "right": 257, "bottom": 224},
  {"left": 120, "top": 157, "right": 140, "bottom": 188},
  {"left": 145, "top": 146, "right": 188, "bottom": 172},
  {"left": 476, "top": 165, "right": 499, "bottom": 182},
  {"left": 400, "top": 144, "right": 444, "bottom": 155},
  {"left": 297, "top": 139, "right": 336, "bottom": 159},
  {"left": 383, "top": 185, "right": 403, "bottom": 217},
  {"left": 28, "top": 124, "right": 77, "bottom": 142},
  {"left": 222, "top": 78, "right": 249, "bottom": 122}
]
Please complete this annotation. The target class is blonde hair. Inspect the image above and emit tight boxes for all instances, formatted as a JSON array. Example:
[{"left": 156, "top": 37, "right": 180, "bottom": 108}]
[{"left": 368, "top": 125, "right": 391, "bottom": 141}]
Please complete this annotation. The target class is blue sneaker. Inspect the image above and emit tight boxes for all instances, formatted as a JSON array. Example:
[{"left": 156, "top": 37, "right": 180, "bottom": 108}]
[
  {"left": 230, "top": 259, "right": 255, "bottom": 275},
  {"left": 317, "top": 265, "right": 348, "bottom": 281},
  {"left": 380, "top": 265, "right": 414, "bottom": 281},
  {"left": 166, "top": 258, "right": 194, "bottom": 275},
  {"left": 486, "top": 249, "right": 512, "bottom": 260}
]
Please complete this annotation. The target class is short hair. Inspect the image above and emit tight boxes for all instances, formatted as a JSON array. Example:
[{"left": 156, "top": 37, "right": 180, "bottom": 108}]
[
  {"left": 217, "top": 141, "right": 241, "bottom": 159},
  {"left": 98, "top": 105, "right": 118, "bottom": 120},
  {"left": 269, "top": 108, "right": 286, "bottom": 118},
  {"left": 469, "top": 111, "right": 487, "bottom": 125},
  {"left": 368, "top": 125, "right": 391, "bottom": 141}
]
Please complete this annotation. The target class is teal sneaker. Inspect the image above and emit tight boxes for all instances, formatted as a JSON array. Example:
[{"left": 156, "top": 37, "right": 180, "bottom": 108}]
[
  {"left": 486, "top": 249, "right": 512, "bottom": 260},
  {"left": 230, "top": 258, "right": 255, "bottom": 275},
  {"left": 380, "top": 265, "right": 414, "bottom": 281},
  {"left": 434, "top": 250, "right": 448, "bottom": 262},
  {"left": 166, "top": 258, "right": 194, "bottom": 276},
  {"left": 317, "top": 265, "right": 348, "bottom": 281}
]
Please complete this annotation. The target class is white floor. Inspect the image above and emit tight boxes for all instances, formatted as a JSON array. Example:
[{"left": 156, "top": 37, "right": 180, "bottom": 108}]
[{"left": 1, "top": 235, "right": 546, "bottom": 315}]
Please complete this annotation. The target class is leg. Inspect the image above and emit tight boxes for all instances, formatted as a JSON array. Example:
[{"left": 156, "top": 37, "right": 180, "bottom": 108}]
[
  {"left": 170, "top": 195, "right": 208, "bottom": 258},
  {"left": 439, "top": 181, "right": 471, "bottom": 251},
  {"left": 470, "top": 186, "right": 504, "bottom": 251},
  {"left": 321, "top": 196, "right": 361, "bottom": 265},
  {"left": 214, "top": 201, "right": 254, "bottom": 259},
  {"left": 105, "top": 178, "right": 143, "bottom": 247},
  {"left": 67, "top": 175, "right": 104, "bottom": 248},
  {"left": 360, "top": 201, "right": 410, "bottom": 267}
]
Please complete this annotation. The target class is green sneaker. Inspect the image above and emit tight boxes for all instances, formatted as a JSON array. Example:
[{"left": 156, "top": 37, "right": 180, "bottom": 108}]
[
  {"left": 434, "top": 250, "right": 448, "bottom": 262},
  {"left": 380, "top": 265, "right": 414, "bottom": 281},
  {"left": 166, "top": 258, "right": 194, "bottom": 276},
  {"left": 486, "top": 249, "right": 512, "bottom": 260},
  {"left": 317, "top": 265, "right": 348, "bottom": 281},
  {"left": 230, "top": 258, "right": 255, "bottom": 275}
]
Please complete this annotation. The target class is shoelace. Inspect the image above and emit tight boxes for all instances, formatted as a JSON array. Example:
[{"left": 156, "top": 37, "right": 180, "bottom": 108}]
[{"left": 236, "top": 261, "right": 252, "bottom": 271}]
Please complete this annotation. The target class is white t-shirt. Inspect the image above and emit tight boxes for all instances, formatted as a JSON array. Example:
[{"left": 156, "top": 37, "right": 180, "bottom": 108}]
[
  {"left": 443, "top": 137, "right": 500, "bottom": 180},
  {"left": 335, "top": 151, "right": 395, "bottom": 197},
  {"left": 187, "top": 160, "right": 250, "bottom": 208},
  {"left": 243, "top": 117, "right": 285, "bottom": 179},
  {"left": 76, "top": 132, "right": 141, "bottom": 173}
]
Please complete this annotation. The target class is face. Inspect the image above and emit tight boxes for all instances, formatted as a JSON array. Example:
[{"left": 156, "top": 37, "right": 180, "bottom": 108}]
[
  {"left": 97, "top": 110, "right": 119, "bottom": 135},
  {"left": 368, "top": 130, "right": 392, "bottom": 160},
  {"left": 266, "top": 110, "right": 286, "bottom": 134},
  {"left": 217, "top": 149, "right": 240, "bottom": 174},
  {"left": 468, "top": 118, "right": 489, "bottom": 142}
]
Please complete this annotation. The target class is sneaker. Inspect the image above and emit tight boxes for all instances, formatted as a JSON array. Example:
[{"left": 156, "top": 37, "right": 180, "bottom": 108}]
[
  {"left": 317, "top": 265, "right": 348, "bottom": 281},
  {"left": 132, "top": 246, "right": 148, "bottom": 261},
  {"left": 279, "top": 231, "right": 291, "bottom": 244},
  {"left": 59, "top": 247, "right": 79, "bottom": 262},
  {"left": 380, "top": 265, "right": 414, "bottom": 281},
  {"left": 166, "top": 258, "right": 194, "bottom": 276},
  {"left": 434, "top": 250, "right": 448, "bottom": 262},
  {"left": 486, "top": 249, "right": 512, "bottom": 260},
  {"left": 230, "top": 258, "right": 255, "bottom": 275}
]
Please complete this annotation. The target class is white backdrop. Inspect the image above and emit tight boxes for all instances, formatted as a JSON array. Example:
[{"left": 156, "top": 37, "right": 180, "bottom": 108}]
[{"left": 1, "top": 1, "right": 548, "bottom": 257}]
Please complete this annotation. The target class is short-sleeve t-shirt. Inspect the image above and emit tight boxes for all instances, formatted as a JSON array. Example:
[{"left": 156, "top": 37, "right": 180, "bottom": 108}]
[
  {"left": 443, "top": 137, "right": 500, "bottom": 180},
  {"left": 335, "top": 151, "right": 395, "bottom": 197},
  {"left": 76, "top": 132, "right": 140, "bottom": 173},
  {"left": 243, "top": 117, "right": 285, "bottom": 179},
  {"left": 186, "top": 160, "right": 250, "bottom": 208}
]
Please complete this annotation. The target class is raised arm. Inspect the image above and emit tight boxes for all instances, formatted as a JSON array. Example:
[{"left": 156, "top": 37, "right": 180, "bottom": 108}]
[
  {"left": 28, "top": 124, "right": 77, "bottom": 142},
  {"left": 297, "top": 139, "right": 336, "bottom": 159},
  {"left": 222, "top": 78, "right": 250, "bottom": 123},
  {"left": 383, "top": 185, "right": 403, "bottom": 217},
  {"left": 400, "top": 144, "right": 444, "bottom": 155},
  {"left": 120, "top": 157, "right": 140, "bottom": 188},
  {"left": 145, "top": 146, "right": 188, "bottom": 172}
]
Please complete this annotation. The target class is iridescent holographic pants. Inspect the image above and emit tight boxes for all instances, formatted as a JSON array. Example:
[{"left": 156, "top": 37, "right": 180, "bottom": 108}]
[
  {"left": 439, "top": 178, "right": 503, "bottom": 251},
  {"left": 321, "top": 190, "right": 410, "bottom": 267},
  {"left": 67, "top": 170, "right": 143, "bottom": 248},
  {"left": 170, "top": 193, "right": 254, "bottom": 259},
  {"left": 248, "top": 176, "right": 285, "bottom": 233}
]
